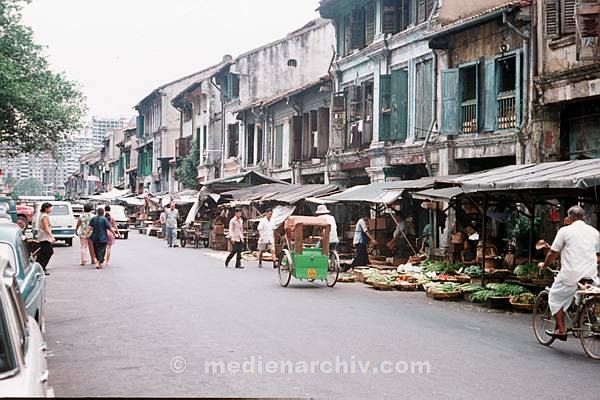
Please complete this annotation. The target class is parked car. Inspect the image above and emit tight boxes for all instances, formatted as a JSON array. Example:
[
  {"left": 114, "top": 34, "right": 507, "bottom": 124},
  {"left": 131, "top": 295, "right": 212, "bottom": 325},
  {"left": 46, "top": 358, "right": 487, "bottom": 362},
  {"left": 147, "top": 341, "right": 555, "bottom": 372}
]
[
  {"left": 107, "top": 205, "right": 129, "bottom": 239},
  {"left": 71, "top": 203, "right": 84, "bottom": 221},
  {"left": 0, "top": 224, "right": 46, "bottom": 331},
  {"left": 0, "top": 196, "right": 17, "bottom": 224},
  {"left": 0, "top": 258, "right": 53, "bottom": 397},
  {"left": 15, "top": 204, "right": 34, "bottom": 231},
  {"left": 32, "top": 201, "right": 76, "bottom": 246}
]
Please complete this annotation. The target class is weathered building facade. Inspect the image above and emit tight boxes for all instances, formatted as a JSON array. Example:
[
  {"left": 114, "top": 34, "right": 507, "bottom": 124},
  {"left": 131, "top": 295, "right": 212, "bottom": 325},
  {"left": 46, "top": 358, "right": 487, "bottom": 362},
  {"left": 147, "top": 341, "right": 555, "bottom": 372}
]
[{"left": 532, "top": 0, "right": 600, "bottom": 162}]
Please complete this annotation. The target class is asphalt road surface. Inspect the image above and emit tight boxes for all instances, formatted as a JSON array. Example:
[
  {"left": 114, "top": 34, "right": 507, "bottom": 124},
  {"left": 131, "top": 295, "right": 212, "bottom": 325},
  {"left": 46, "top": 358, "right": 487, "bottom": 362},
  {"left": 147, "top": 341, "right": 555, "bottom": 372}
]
[{"left": 45, "top": 233, "right": 600, "bottom": 398}]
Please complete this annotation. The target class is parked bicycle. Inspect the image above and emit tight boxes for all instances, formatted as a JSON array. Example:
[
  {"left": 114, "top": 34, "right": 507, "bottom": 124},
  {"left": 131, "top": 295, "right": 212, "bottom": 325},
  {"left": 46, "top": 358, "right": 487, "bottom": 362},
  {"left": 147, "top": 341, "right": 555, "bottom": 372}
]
[{"left": 532, "top": 268, "right": 600, "bottom": 359}]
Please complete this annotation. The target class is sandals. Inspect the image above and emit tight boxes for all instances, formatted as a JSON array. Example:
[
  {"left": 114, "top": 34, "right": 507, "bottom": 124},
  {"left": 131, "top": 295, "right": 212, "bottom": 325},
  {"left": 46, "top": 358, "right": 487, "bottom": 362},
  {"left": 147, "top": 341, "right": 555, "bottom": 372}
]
[{"left": 545, "top": 330, "right": 568, "bottom": 341}]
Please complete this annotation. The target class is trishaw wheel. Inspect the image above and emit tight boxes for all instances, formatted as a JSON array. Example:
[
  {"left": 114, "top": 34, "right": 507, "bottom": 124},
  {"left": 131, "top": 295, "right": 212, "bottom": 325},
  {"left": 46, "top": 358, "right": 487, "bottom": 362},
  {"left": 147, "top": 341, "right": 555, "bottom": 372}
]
[
  {"left": 579, "top": 297, "right": 600, "bottom": 360},
  {"left": 326, "top": 251, "right": 340, "bottom": 288},
  {"left": 278, "top": 251, "right": 292, "bottom": 288},
  {"left": 181, "top": 238, "right": 187, "bottom": 248}
]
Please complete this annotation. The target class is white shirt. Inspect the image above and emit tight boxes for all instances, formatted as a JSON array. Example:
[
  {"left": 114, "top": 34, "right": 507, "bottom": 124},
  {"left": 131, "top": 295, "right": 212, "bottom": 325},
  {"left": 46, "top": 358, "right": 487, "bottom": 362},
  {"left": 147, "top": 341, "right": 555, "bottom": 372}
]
[
  {"left": 551, "top": 220, "right": 600, "bottom": 284},
  {"left": 320, "top": 214, "right": 339, "bottom": 244},
  {"left": 257, "top": 217, "right": 274, "bottom": 244},
  {"left": 353, "top": 219, "right": 369, "bottom": 245}
]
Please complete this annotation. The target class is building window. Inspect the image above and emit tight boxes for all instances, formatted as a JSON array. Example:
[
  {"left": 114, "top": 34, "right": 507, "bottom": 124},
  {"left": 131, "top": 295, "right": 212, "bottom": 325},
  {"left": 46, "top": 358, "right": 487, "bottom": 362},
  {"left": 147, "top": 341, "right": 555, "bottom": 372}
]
[
  {"left": 496, "top": 55, "right": 520, "bottom": 130},
  {"left": 346, "top": 81, "right": 374, "bottom": 148},
  {"left": 544, "top": 0, "right": 577, "bottom": 38},
  {"left": 223, "top": 73, "right": 240, "bottom": 100},
  {"left": 202, "top": 125, "right": 208, "bottom": 163},
  {"left": 287, "top": 59, "right": 298, "bottom": 67},
  {"left": 246, "top": 123, "right": 255, "bottom": 165},
  {"left": 274, "top": 124, "right": 284, "bottom": 168},
  {"left": 460, "top": 65, "right": 478, "bottom": 134},
  {"left": 341, "top": 2, "right": 377, "bottom": 56},
  {"left": 416, "top": 0, "right": 436, "bottom": 25},
  {"left": 382, "top": 0, "right": 413, "bottom": 35},
  {"left": 256, "top": 125, "right": 263, "bottom": 164},
  {"left": 415, "top": 59, "right": 434, "bottom": 139},
  {"left": 227, "top": 124, "right": 239, "bottom": 158}
]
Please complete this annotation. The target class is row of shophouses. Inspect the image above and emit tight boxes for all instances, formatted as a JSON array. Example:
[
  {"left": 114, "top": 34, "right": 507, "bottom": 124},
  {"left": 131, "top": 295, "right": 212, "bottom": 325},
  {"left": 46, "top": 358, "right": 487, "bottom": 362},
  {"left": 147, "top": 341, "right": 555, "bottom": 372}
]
[{"left": 67, "top": 0, "right": 600, "bottom": 198}]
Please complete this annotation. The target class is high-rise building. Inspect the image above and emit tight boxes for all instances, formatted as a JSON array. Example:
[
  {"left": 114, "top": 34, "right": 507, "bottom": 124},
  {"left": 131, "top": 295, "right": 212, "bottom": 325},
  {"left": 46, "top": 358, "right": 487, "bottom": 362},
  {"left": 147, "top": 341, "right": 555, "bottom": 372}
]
[{"left": 91, "top": 117, "right": 130, "bottom": 147}]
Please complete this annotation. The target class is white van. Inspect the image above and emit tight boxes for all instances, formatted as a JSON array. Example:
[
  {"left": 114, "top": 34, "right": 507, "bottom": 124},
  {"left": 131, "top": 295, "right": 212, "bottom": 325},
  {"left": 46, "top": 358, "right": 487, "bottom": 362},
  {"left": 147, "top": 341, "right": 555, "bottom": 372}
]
[
  {"left": 105, "top": 205, "right": 129, "bottom": 239},
  {"left": 32, "top": 202, "right": 76, "bottom": 246}
]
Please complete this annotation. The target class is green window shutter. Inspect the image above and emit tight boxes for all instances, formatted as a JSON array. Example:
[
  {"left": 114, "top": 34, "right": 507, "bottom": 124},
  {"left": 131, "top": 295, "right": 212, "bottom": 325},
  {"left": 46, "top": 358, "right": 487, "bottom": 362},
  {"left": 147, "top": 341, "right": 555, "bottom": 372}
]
[
  {"left": 379, "top": 75, "right": 392, "bottom": 141},
  {"left": 515, "top": 50, "right": 522, "bottom": 127},
  {"left": 136, "top": 115, "right": 144, "bottom": 137},
  {"left": 275, "top": 124, "right": 283, "bottom": 167},
  {"left": 391, "top": 69, "right": 408, "bottom": 141},
  {"left": 483, "top": 59, "right": 497, "bottom": 132},
  {"left": 441, "top": 69, "right": 459, "bottom": 134}
]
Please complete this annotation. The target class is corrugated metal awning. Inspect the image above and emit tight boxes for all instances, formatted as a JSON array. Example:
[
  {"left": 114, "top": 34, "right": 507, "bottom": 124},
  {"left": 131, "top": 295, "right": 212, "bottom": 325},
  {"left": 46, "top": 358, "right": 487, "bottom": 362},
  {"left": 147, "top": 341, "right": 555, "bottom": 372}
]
[
  {"left": 321, "top": 178, "right": 437, "bottom": 204},
  {"left": 223, "top": 184, "right": 338, "bottom": 205},
  {"left": 411, "top": 186, "right": 465, "bottom": 202}
]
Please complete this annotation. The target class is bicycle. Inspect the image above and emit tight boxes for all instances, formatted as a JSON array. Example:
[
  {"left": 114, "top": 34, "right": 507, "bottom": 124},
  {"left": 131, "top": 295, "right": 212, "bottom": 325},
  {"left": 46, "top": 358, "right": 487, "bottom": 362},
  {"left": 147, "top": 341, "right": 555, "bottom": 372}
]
[{"left": 532, "top": 268, "right": 600, "bottom": 359}]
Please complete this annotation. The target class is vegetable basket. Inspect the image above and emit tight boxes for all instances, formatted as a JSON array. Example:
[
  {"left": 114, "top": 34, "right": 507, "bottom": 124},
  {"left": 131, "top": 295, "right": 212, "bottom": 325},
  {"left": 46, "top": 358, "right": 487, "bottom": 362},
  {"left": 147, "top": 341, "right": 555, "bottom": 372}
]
[
  {"left": 509, "top": 300, "right": 534, "bottom": 313},
  {"left": 428, "top": 289, "right": 462, "bottom": 301},
  {"left": 370, "top": 282, "right": 395, "bottom": 291},
  {"left": 488, "top": 296, "right": 511, "bottom": 309}
]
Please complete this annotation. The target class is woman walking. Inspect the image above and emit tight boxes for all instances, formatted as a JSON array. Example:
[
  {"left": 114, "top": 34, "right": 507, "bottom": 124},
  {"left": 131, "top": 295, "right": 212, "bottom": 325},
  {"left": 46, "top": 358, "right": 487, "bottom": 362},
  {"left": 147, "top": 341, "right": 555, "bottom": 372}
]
[
  {"left": 103, "top": 205, "right": 120, "bottom": 266},
  {"left": 89, "top": 207, "right": 116, "bottom": 269},
  {"left": 36, "top": 202, "right": 55, "bottom": 276},
  {"left": 75, "top": 203, "right": 95, "bottom": 266}
]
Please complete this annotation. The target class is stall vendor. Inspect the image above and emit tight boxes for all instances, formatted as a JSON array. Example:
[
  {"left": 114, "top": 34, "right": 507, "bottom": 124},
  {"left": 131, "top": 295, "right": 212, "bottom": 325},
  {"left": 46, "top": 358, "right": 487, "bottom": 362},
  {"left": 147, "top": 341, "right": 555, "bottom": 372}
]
[
  {"left": 352, "top": 209, "right": 376, "bottom": 268},
  {"left": 386, "top": 212, "right": 416, "bottom": 255}
]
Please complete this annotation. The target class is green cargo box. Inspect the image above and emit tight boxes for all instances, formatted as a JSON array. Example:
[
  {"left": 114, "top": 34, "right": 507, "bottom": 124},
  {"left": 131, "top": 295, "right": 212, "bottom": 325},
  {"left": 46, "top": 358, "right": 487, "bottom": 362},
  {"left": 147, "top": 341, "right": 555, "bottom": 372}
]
[{"left": 293, "top": 248, "right": 329, "bottom": 280}]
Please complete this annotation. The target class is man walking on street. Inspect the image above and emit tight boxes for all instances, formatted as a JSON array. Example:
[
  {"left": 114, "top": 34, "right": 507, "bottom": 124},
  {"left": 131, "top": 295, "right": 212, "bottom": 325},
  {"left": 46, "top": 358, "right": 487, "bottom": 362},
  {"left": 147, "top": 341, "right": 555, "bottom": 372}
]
[
  {"left": 165, "top": 202, "right": 179, "bottom": 248},
  {"left": 257, "top": 209, "right": 274, "bottom": 268},
  {"left": 539, "top": 206, "right": 600, "bottom": 341},
  {"left": 159, "top": 207, "right": 167, "bottom": 240},
  {"left": 226, "top": 208, "right": 245, "bottom": 269}
]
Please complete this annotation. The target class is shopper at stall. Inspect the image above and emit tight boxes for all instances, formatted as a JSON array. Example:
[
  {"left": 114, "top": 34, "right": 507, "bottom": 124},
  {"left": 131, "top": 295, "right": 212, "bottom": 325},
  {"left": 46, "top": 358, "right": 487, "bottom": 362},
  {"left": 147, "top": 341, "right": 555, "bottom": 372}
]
[
  {"left": 36, "top": 202, "right": 55, "bottom": 275},
  {"left": 539, "top": 206, "right": 600, "bottom": 341},
  {"left": 352, "top": 208, "right": 375, "bottom": 268},
  {"left": 165, "top": 202, "right": 179, "bottom": 248},
  {"left": 257, "top": 209, "right": 275, "bottom": 268},
  {"left": 225, "top": 208, "right": 244, "bottom": 269},
  {"left": 316, "top": 205, "right": 339, "bottom": 251}
]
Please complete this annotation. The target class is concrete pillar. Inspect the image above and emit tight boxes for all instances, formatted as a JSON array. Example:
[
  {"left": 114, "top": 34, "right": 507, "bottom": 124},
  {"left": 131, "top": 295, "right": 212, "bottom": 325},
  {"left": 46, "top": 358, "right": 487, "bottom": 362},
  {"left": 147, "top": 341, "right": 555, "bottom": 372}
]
[{"left": 366, "top": 166, "right": 386, "bottom": 183}]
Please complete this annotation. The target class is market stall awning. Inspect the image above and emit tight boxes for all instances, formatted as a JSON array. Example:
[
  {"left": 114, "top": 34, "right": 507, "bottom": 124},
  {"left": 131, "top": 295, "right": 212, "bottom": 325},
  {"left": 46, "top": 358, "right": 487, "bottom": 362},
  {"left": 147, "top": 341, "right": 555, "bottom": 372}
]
[
  {"left": 223, "top": 184, "right": 338, "bottom": 205},
  {"left": 91, "top": 188, "right": 130, "bottom": 202},
  {"left": 442, "top": 159, "right": 600, "bottom": 194},
  {"left": 320, "top": 178, "right": 437, "bottom": 204},
  {"left": 199, "top": 171, "right": 288, "bottom": 193},
  {"left": 411, "top": 186, "right": 465, "bottom": 202}
]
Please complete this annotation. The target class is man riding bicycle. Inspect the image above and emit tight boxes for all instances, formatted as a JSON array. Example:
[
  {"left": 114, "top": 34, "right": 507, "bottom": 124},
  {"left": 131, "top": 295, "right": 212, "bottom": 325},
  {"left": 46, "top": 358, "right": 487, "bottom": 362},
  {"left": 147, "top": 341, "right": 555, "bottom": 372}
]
[{"left": 539, "top": 206, "right": 600, "bottom": 341}]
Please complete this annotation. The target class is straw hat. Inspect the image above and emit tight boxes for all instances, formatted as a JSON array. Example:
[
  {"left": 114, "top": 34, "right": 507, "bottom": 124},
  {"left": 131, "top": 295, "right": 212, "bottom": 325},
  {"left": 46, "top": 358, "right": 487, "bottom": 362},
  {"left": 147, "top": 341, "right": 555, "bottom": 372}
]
[{"left": 315, "top": 205, "right": 330, "bottom": 215}]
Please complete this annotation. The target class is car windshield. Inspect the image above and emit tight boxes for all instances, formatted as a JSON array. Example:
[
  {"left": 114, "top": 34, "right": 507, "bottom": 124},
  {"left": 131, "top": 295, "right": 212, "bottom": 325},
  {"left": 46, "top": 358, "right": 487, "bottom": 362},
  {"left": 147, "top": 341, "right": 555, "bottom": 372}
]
[
  {"left": 109, "top": 207, "right": 127, "bottom": 221},
  {"left": 0, "top": 305, "right": 17, "bottom": 376},
  {"left": 51, "top": 205, "right": 69, "bottom": 216}
]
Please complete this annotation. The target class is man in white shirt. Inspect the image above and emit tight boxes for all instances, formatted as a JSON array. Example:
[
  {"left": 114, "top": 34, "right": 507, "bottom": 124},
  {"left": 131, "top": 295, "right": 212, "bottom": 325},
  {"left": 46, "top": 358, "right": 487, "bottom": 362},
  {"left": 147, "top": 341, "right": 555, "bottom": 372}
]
[
  {"left": 257, "top": 209, "right": 274, "bottom": 268},
  {"left": 540, "top": 206, "right": 600, "bottom": 340},
  {"left": 352, "top": 208, "right": 376, "bottom": 268},
  {"left": 315, "top": 205, "right": 339, "bottom": 251}
]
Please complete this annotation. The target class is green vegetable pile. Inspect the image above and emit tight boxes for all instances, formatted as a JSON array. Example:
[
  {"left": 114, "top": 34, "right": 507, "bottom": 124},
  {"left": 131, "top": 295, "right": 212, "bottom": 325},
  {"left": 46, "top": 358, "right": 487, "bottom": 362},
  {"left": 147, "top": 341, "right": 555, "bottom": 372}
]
[
  {"left": 422, "top": 260, "right": 465, "bottom": 275},
  {"left": 458, "top": 283, "right": 483, "bottom": 293},
  {"left": 485, "top": 283, "right": 527, "bottom": 297},
  {"left": 470, "top": 289, "right": 496, "bottom": 303},
  {"left": 514, "top": 263, "right": 538, "bottom": 280},
  {"left": 461, "top": 265, "right": 482, "bottom": 277},
  {"left": 430, "top": 282, "right": 461, "bottom": 293}
]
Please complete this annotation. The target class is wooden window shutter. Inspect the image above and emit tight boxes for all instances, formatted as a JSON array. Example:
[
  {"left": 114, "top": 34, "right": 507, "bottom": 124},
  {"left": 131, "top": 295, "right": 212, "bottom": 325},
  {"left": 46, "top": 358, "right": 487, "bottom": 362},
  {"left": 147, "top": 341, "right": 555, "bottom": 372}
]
[
  {"left": 482, "top": 58, "right": 497, "bottom": 132},
  {"left": 291, "top": 116, "right": 303, "bottom": 161},
  {"left": 382, "top": 0, "right": 398, "bottom": 34},
  {"left": 317, "top": 108, "right": 330, "bottom": 158},
  {"left": 417, "top": 0, "right": 427, "bottom": 24},
  {"left": 544, "top": 0, "right": 560, "bottom": 38},
  {"left": 351, "top": 8, "right": 365, "bottom": 50},
  {"left": 379, "top": 75, "right": 392, "bottom": 141},
  {"left": 232, "top": 75, "right": 240, "bottom": 98},
  {"left": 391, "top": 69, "right": 408, "bottom": 142},
  {"left": 136, "top": 115, "right": 144, "bottom": 137},
  {"left": 561, "top": 0, "right": 577, "bottom": 34},
  {"left": 365, "top": 3, "right": 376, "bottom": 45},
  {"left": 302, "top": 113, "right": 312, "bottom": 160},
  {"left": 440, "top": 69, "right": 460, "bottom": 134},
  {"left": 333, "top": 92, "right": 346, "bottom": 112},
  {"left": 274, "top": 125, "right": 283, "bottom": 167}
]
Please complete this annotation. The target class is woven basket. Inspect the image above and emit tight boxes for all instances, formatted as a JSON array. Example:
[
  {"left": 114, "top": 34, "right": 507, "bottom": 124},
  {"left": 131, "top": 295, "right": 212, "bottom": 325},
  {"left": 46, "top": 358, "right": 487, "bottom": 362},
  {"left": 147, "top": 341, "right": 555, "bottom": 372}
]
[
  {"left": 429, "top": 290, "right": 462, "bottom": 301},
  {"left": 510, "top": 300, "right": 534, "bottom": 313},
  {"left": 370, "top": 282, "right": 394, "bottom": 291},
  {"left": 396, "top": 282, "right": 418, "bottom": 291},
  {"left": 455, "top": 275, "right": 471, "bottom": 284}
]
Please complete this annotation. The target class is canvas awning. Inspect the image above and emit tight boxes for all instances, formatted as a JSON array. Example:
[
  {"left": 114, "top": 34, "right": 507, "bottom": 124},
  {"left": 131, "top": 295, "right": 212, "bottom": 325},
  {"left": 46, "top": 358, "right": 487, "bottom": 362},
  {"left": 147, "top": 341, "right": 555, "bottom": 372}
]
[
  {"left": 199, "top": 171, "right": 288, "bottom": 193},
  {"left": 91, "top": 188, "right": 130, "bottom": 202},
  {"left": 321, "top": 177, "right": 437, "bottom": 204},
  {"left": 442, "top": 159, "right": 600, "bottom": 195},
  {"left": 411, "top": 187, "right": 465, "bottom": 202},
  {"left": 223, "top": 184, "right": 338, "bottom": 205}
]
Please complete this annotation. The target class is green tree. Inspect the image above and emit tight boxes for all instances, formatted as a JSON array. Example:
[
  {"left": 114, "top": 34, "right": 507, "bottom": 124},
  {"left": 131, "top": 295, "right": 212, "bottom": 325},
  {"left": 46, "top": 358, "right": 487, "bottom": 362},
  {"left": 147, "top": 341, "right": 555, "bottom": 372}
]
[
  {"left": 3, "top": 173, "right": 16, "bottom": 187},
  {"left": 12, "top": 177, "right": 42, "bottom": 196},
  {"left": 175, "top": 138, "right": 199, "bottom": 189},
  {"left": 0, "top": 0, "right": 86, "bottom": 157}
]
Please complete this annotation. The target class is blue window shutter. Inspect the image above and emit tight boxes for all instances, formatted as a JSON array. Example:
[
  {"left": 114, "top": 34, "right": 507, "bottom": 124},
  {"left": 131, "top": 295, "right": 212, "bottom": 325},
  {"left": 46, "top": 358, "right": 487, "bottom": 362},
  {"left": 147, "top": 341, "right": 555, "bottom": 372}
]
[
  {"left": 515, "top": 50, "right": 522, "bottom": 127},
  {"left": 392, "top": 69, "right": 408, "bottom": 141},
  {"left": 136, "top": 115, "right": 144, "bottom": 137},
  {"left": 441, "top": 69, "right": 459, "bottom": 134},
  {"left": 379, "top": 75, "right": 392, "bottom": 141},
  {"left": 483, "top": 59, "right": 496, "bottom": 132}
]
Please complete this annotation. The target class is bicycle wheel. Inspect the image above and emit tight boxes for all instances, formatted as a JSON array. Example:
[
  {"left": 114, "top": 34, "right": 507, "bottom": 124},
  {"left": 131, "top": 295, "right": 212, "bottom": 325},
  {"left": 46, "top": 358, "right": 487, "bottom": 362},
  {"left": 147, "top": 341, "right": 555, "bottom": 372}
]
[
  {"left": 532, "top": 290, "right": 556, "bottom": 346},
  {"left": 579, "top": 297, "right": 600, "bottom": 360},
  {"left": 278, "top": 251, "right": 292, "bottom": 288},
  {"left": 326, "top": 251, "right": 340, "bottom": 288}
]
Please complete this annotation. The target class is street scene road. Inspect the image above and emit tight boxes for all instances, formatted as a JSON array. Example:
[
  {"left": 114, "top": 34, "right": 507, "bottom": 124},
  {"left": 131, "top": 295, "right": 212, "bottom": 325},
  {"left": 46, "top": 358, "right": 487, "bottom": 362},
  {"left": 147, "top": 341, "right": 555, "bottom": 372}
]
[{"left": 45, "top": 234, "right": 600, "bottom": 398}]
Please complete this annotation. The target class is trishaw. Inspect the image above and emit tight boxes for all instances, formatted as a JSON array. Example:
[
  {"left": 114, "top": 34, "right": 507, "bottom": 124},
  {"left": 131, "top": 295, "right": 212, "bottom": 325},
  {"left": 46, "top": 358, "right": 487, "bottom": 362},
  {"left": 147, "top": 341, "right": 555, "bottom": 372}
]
[
  {"left": 277, "top": 216, "right": 340, "bottom": 288},
  {"left": 180, "top": 220, "right": 210, "bottom": 248}
]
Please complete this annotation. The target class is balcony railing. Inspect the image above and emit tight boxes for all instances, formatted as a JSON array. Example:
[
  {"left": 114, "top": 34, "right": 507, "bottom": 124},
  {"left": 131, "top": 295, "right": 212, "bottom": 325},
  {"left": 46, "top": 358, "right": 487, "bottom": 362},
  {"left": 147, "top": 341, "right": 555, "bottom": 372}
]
[
  {"left": 461, "top": 100, "right": 477, "bottom": 133},
  {"left": 497, "top": 92, "right": 516, "bottom": 130}
]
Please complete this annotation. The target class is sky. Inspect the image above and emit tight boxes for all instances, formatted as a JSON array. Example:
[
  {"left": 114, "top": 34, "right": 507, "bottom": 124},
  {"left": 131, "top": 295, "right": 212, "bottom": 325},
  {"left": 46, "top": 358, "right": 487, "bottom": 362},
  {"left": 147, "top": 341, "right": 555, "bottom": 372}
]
[{"left": 22, "top": 0, "right": 321, "bottom": 119}]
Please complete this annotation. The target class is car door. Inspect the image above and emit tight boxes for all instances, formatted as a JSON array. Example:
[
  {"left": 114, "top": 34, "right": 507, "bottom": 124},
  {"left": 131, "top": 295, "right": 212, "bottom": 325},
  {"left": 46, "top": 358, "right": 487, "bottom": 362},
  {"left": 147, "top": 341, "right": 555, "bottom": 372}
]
[{"left": 15, "top": 238, "right": 45, "bottom": 330}]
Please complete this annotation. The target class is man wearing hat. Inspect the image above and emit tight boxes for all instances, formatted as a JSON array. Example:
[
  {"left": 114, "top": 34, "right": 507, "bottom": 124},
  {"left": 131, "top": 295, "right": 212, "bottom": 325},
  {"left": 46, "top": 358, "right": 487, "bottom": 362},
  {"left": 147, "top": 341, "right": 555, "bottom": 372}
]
[{"left": 316, "top": 205, "right": 339, "bottom": 252}]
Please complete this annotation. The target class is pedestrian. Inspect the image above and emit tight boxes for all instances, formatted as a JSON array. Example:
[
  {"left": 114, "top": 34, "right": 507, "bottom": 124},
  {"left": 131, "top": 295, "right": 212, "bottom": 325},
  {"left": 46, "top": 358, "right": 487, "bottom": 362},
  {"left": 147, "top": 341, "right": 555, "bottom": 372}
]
[
  {"left": 159, "top": 207, "right": 167, "bottom": 240},
  {"left": 103, "top": 205, "right": 120, "bottom": 266},
  {"left": 352, "top": 208, "right": 375, "bottom": 268},
  {"left": 315, "top": 204, "right": 339, "bottom": 252},
  {"left": 75, "top": 203, "right": 95, "bottom": 266},
  {"left": 539, "top": 206, "right": 600, "bottom": 341},
  {"left": 164, "top": 202, "right": 179, "bottom": 248},
  {"left": 36, "top": 202, "right": 55, "bottom": 276},
  {"left": 257, "top": 209, "right": 275, "bottom": 268},
  {"left": 89, "top": 207, "right": 117, "bottom": 269},
  {"left": 225, "top": 208, "right": 244, "bottom": 269}
]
